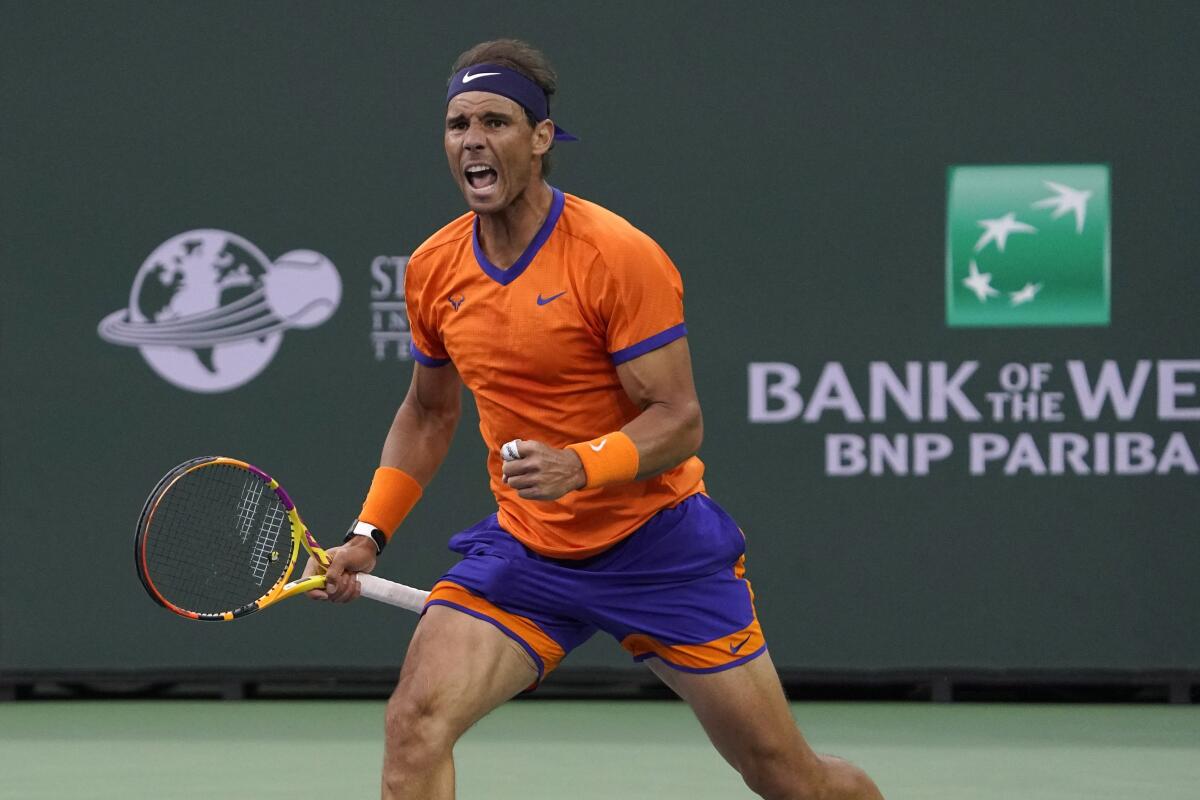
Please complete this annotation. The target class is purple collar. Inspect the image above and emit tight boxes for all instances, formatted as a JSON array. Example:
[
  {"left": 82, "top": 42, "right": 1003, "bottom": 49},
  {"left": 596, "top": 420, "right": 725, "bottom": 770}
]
[
  {"left": 472, "top": 187, "right": 565, "bottom": 285},
  {"left": 447, "top": 64, "right": 578, "bottom": 142}
]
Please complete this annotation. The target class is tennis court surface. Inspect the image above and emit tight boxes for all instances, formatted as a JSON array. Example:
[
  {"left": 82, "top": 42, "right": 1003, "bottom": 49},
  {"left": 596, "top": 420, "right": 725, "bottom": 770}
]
[{"left": 2, "top": 700, "right": 1196, "bottom": 798}]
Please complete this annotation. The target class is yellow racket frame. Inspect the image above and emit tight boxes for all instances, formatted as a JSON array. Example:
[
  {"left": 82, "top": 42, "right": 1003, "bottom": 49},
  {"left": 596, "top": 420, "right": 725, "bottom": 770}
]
[{"left": 139, "top": 456, "right": 334, "bottom": 621}]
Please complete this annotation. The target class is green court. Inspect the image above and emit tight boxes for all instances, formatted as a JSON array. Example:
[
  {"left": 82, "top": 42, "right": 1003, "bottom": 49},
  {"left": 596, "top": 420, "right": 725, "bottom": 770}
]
[{"left": 1, "top": 700, "right": 1196, "bottom": 798}]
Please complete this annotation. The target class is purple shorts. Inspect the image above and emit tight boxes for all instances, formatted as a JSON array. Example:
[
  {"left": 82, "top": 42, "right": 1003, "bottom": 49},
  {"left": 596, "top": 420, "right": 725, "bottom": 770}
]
[{"left": 424, "top": 493, "right": 766, "bottom": 683}]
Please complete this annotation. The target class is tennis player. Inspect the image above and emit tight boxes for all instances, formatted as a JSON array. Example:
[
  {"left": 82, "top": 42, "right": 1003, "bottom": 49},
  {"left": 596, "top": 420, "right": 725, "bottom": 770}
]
[{"left": 306, "top": 39, "right": 884, "bottom": 800}]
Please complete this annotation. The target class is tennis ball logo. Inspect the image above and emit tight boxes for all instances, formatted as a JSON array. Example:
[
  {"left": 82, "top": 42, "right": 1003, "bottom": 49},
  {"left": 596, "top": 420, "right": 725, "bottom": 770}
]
[{"left": 98, "top": 230, "right": 341, "bottom": 393}]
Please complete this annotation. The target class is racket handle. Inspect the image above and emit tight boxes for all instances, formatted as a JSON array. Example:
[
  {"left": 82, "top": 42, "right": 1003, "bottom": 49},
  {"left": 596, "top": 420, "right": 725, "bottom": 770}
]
[{"left": 356, "top": 573, "right": 430, "bottom": 613}]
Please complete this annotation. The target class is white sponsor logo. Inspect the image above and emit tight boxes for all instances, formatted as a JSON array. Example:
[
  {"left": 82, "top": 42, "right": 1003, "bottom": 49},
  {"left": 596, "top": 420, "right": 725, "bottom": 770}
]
[
  {"left": 590, "top": 438, "right": 608, "bottom": 452},
  {"left": 749, "top": 359, "right": 1200, "bottom": 477},
  {"left": 98, "top": 229, "right": 340, "bottom": 393}
]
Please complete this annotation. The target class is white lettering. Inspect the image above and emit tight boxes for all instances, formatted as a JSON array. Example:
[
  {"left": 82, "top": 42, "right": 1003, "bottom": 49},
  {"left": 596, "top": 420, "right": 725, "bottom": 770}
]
[
  {"left": 748, "top": 363, "right": 802, "bottom": 422},
  {"left": 826, "top": 434, "right": 866, "bottom": 476},
  {"left": 999, "top": 363, "right": 1028, "bottom": 392},
  {"left": 868, "top": 362, "right": 923, "bottom": 421},
  {"left": 1042, "top": 392, "right": 1065, "bottom": 421},
  {"left": 869, "top": 434, "right": 907, "bottom": 475},
  {"left": 969, "top": 433, "right": 1009, "bottom": 475},
  {"left": 1067, "top": 360, "right": 1151, "bottom": 420},
  {"left": 1049, "top": 433, "right": 1090, "bottom": 474},
  {"left": 1157, "top": 432, "right": 1199, "bottom": 474},
  {"left": 1005, "top": 434, "right": 1047, "bottom": 475},
  {"left": 369, "top": 256, "right": 393, "bottom": 298},
  {"left": 370, "top": 256, "right": 407, "bottom": 300},
  {"left": 1157, "top": 360, "right": 1200, "bottom": 421},
  {"left": 985, "top": 393, "right": 1008, "bottom": 421},
  {"left": 1030, "top": 362, "right": 1053, "bottom": 391},
  {"left": 1115, "top": 433, "right": 1156, "bottom": 474},
  {"left": 1094, "top": 432, "right": 1110, "bottom": 474},
  {"left": 913, "top": 434, "right": 953, "bottom": 475},
  {"left": 929, "top": 362, "right": 981, "bottom": 421},
  {"left": 803, "top": 363, "right": 864, "bottom": 422},
  {"left": 1010, "top": 393, "right": 1039, "bottom": 422}
]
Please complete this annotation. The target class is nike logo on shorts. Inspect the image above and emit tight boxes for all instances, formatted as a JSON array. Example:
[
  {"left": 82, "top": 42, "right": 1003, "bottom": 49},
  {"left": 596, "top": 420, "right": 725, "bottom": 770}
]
[{"left": 730, "top": 633, "right": 752, "bottom": 654}]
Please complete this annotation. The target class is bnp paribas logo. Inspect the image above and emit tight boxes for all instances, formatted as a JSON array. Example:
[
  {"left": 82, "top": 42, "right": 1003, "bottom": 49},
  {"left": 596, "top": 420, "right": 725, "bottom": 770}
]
[{"left": 945, "top": 164, "right": 1110, "bottom": 327}]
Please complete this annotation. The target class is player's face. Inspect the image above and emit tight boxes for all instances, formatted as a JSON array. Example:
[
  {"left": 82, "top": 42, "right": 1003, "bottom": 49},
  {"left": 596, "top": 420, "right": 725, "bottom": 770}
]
[{"left": 445, "top": 92, "right": 553, "bottom": 214}]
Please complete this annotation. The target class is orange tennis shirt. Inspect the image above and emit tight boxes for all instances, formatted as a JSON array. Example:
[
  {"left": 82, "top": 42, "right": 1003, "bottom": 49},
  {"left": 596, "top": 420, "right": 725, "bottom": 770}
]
[{"left": 405, "top": 188, "right": 705, "bottom": 559}]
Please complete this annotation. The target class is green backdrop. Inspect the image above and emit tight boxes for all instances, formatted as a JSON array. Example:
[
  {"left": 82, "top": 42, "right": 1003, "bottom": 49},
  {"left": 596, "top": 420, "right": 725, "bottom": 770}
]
[{"left": 2, "top": 1, "right": 1197, "bottom": 674}]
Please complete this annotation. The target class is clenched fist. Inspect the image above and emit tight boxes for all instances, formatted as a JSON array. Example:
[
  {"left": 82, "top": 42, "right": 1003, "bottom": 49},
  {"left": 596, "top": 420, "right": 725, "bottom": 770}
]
[{"left": 501, "top": 440, "right": 586, "bottom": 500}]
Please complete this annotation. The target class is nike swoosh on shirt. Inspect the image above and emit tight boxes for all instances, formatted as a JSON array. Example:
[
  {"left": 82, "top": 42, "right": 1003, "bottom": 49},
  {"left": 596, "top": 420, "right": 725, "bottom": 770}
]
[
  {"left": 590, "top": 439, "right": 607, "bottom": 452},
  {"left": 536, "top": 291, "right": 567, "bottom": 305},
  {"left": 730, "top": 633, "right": 753, "bottom": 654},
  {"left": 462, "top": 71, "right": 500, "bottom": 83}
]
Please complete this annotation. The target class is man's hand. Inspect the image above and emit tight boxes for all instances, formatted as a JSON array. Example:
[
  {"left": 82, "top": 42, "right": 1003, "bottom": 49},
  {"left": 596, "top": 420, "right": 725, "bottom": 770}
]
[
  {"left": 501, "top": 440, "right": 587, "bottom": 500},
  {"left": 302, "top": 536, "right": 378, "bottom": 603}
]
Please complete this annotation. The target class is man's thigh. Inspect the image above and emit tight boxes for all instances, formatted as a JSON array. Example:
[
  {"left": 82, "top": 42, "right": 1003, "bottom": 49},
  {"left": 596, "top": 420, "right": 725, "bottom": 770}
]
[
  {"left": 648, "top": 650, "right": 821, "bottom": 774},
  {"left": 390, "top": 604, "right": 540, "bottom": 738}
]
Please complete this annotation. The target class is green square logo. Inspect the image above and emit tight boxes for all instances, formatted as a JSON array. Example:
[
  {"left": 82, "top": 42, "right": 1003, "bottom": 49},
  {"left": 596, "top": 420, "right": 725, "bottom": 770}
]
[{"left": 946, "top": 164, "right": 1110, "bottom": 327}]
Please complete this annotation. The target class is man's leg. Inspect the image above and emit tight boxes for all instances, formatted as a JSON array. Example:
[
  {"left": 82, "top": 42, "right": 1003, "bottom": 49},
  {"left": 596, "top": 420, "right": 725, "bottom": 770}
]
[
  {"left": 382, "top": 604, "right": 538, "bottom": 799},
  {"left": 648, "top": 652, "right": 883, "bottom": 800}
]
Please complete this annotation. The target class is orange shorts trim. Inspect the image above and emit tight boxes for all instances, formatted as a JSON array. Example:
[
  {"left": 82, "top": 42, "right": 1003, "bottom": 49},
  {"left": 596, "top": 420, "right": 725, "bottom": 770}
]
[
  {"left": 423, "top": 580, "right": 567, "bottom": 680},
  {"left": 620, "top": 610, "right": 766, "bottom": 674}
]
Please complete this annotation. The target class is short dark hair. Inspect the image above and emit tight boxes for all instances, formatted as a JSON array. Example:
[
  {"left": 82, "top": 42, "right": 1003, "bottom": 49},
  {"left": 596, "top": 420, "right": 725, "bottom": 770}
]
[{"left": 450, "top": 39, "right": 559, "bottom": 176}]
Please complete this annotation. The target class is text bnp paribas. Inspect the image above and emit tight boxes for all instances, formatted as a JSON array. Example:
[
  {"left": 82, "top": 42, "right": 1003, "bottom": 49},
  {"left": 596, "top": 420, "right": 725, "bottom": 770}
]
[{"left": 748, "top": 361, "right": 1200, "bottom": 477}]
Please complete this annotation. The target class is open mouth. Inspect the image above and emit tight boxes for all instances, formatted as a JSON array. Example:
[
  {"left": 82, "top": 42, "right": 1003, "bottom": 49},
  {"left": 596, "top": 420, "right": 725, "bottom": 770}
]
[{"left": 465, "top": 164, "right": 498, "bottom": 190}]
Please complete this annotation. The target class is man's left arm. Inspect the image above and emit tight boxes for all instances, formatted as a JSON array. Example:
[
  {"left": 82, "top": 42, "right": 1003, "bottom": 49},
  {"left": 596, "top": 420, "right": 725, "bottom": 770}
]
[
  {"left": 501, "top": 338, "right": 702, "bottom": 499},
  {"left": 610, "top": 337, "right": 702, "bottom": 478}
]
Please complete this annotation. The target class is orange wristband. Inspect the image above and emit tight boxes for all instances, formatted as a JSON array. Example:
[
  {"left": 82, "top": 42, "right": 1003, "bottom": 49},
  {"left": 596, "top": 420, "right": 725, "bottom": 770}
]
[
  {"left": 359, "top": 466, "right": 423, "bottom": 539},
  {"left": 566, "top": 431, "right": 640, "bottom": 488}
]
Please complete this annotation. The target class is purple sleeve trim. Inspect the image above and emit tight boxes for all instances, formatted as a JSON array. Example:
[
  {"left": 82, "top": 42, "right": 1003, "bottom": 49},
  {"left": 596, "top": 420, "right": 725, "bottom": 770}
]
[
  {"left": 423, "top": 600, "right": 545, "bottom": 681},
  {"left": 409, "top": 341, "right": 451, "bottom": 367},
  {"left": 610, "top": 323, "right": 687, "bottom": 365},
  {"left": 631, "top": 643, "right": 767, "bottom": 674}
]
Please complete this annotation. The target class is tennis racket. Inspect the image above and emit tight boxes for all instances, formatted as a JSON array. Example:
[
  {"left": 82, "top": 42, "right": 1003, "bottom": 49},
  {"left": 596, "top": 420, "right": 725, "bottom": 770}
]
[{"left": 135, "top": 455, "right": 429, "bottom": 620}]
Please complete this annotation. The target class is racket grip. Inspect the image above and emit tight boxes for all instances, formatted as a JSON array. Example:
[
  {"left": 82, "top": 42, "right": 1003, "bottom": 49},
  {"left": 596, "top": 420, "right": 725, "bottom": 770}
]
[{"left": 356, "top": 573, "right": 430, "bottom": 613}]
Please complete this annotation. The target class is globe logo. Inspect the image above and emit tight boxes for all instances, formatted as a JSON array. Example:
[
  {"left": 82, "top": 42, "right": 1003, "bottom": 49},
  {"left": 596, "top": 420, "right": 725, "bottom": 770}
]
[{"left": 98, "top": 229, "right": 341, "bottom": 393}]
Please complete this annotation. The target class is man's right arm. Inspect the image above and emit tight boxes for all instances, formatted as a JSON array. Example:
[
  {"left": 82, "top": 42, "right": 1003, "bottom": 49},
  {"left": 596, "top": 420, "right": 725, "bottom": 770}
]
[
  {"left": 380, "top": 360, "right": 464, "bottom": 483},
  {"left": 310, "top": 361, "right": 463, "bottom": 602}
]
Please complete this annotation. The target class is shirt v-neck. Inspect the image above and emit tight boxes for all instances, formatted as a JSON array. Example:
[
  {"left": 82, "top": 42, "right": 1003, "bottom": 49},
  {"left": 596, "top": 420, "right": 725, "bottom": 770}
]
[{"left": 471, "top": 186, "right": 565, "bottom": 286}]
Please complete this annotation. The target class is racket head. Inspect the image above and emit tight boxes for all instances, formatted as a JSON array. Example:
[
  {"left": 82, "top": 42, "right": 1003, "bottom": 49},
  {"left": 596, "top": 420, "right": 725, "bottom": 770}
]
[{"left": 135, "top": 456, "right": 319, "bottom": 621}]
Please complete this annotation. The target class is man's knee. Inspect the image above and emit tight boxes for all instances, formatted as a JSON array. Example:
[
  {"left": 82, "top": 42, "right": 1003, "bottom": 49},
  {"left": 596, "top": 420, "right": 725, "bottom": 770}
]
[
  {"left": 383, "top": 683, "right": 458, "bottom": 774},
  {"left": 736, "top": 740, "right": 811, "bottom": 799},
  {"left": 740, "top": 752, "right": 882, "bottom": 800},
  {"left": 815, "top": 755, "right": 882, "bottom": 799}
]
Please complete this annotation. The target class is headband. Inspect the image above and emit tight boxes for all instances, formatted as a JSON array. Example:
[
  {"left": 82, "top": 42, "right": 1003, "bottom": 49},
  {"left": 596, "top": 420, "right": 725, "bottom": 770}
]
[{"left": 446, "top": 63, "right": 578, "bottom": 142}]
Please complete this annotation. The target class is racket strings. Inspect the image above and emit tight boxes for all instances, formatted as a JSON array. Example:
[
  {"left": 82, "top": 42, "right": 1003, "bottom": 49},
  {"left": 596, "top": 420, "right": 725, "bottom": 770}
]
[
  {"left": 248, "top": 501, "right": 287, "bottom": 585},
  {"left": 144, "top": 463, "right": 292, "bottom": 614}
]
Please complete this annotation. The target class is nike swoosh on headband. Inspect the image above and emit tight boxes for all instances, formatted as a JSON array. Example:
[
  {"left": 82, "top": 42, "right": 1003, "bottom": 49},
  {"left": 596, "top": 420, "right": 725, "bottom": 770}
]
[{"left": 462, "top": 70, "right": 501, "bottom": 83}]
